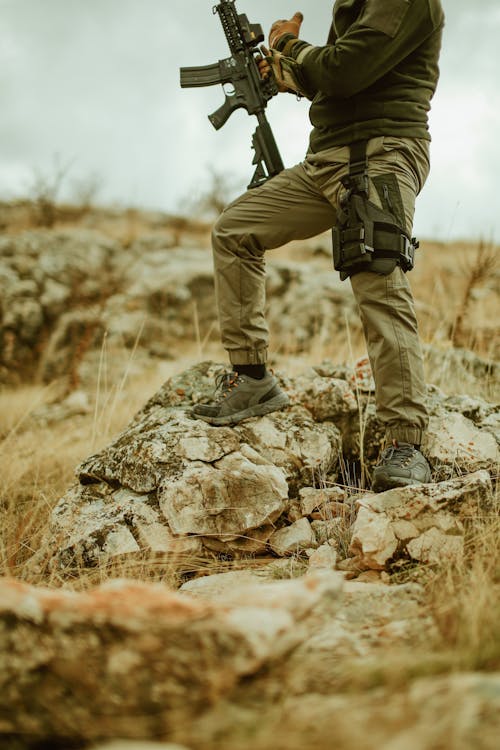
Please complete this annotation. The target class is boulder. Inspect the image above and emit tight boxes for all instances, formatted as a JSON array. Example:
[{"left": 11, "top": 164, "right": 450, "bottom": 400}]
[
  {"left": 0, "top": 230, "right": 119, "bottom": 382},
  {"left": 423, "top": 411, "right": 499, "bottom": 479},
  {"left": 42, "top": 363, "right": 345, "bottom": 569},
  {"left": 0, "top": 572, "right": 342, "bottom": 743},
  {"left": 30, "top": 358, "right": 499, "bottom": 571},
  {"left": 349, "top": 470, "right": 493, "bottom": 570},
  {"left": 158, "top": 445, "right": 288, "bottom": 539}
]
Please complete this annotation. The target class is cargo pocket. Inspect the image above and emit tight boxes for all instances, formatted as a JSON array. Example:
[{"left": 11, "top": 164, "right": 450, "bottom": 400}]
[
  {"left": 359, "top": 0, "right": 411, "bottom": 38},
  {"left": 371, "top": 173, "right": 406, "bottom": 230}
]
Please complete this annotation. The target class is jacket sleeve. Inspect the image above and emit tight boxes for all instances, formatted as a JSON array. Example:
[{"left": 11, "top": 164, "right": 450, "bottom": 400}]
[{"left": 276, "top": 0, "right": 443, "bottom": 99}]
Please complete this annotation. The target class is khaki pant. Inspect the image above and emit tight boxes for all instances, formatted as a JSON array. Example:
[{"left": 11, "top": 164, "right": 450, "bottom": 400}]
[{"left": 212, "top": 136, "right": 431, "bottom": 445}]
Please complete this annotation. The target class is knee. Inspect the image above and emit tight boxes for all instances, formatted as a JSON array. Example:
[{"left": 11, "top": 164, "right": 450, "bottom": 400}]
[
  {"left": 211, "top": 206, "right": 264, "bottom": 258},
  {"left": 211, "top": 201, "right": 235, "bottom": 247}
]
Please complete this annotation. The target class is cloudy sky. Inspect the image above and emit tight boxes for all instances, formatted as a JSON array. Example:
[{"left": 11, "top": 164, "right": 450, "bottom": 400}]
[{"left": 1, "top": 0, "right": 499, "bottom": 240}]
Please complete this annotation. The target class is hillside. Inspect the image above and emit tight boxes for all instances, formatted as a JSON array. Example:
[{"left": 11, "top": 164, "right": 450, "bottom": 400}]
[{"left": 0, "top": 201, "right": 499, "bottom": 750}]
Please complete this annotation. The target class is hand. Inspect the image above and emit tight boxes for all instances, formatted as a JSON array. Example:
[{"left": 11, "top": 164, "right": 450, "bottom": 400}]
[
  {"left": 259, "top": 47, "right": 307, "bottom": 96},
  {"left": 257, "top": 46, "right": 272, "bottom": 81},
  {"left": 269, "top": 11, "right": 304, "bottom": 48}
]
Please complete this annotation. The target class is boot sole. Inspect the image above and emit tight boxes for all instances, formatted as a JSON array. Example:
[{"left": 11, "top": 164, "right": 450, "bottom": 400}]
[
  {"left": 372, "top": 473, "right": 432, "bottom": 493},
  {"left": 192, "top": 393, "right": 290, "bottom": 426}
]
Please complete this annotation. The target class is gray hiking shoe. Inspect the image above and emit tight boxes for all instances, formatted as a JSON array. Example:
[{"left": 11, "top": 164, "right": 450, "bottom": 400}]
[
  {"left": 372, "top": 441, "right": 432, "bottom": 492},
  {"left": 191, "top": 370, "right": 289, "bottom": 426}
]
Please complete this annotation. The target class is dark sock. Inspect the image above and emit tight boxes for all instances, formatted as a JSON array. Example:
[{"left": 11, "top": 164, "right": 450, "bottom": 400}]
[{"left": 233, "top": 364, "right": 266, "bottom": 380}]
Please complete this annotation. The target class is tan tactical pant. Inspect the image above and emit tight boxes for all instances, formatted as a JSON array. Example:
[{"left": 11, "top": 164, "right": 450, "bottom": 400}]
[{"left": 212, "top": 136, "right": 431, "bottom": 445}]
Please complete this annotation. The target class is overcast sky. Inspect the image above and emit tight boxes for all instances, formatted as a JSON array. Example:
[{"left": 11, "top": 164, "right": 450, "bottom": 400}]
[{"left": 1, "top": 0, "right": 499, "bottom": 241}]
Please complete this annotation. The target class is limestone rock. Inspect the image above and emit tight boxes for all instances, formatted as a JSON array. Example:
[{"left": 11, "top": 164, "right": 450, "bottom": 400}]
[
  {"left": 269, "top": 518, "right": 318, "bottom": 557},
  {"left": 349, "top": 470, "right": 493, "bottom": 570},
  {"left": 42, "top": 362, "right": 351, "bottom": 568},
  {"left": 0, "top": 575, "right": 327, "bottom": 741},
  {"left": 180, "top": 569, "right": 343, "bottom": 620},
  {"left": 423, "top": 411, "right": 499, "bottom": 478},
  {"left": 307, "top": 542, "right": 338, "bottom": 571},
  {"left": 51, "top": 484, "right": 203, "bottom": 569},
  {"left": 264, "top": 260, "right": 360, "bottom": 353},
  {"left": 349, "top": 510, "right": 398, "bottom": 571},
  {"left": 298, "top": 486, "right": 347, "bottom": 516},
  {"left": 32, "top": 389, "right": 91, "bottom": 424},
  {"left": 159, "top": 446, "right": 288, "bottom": 539},
  {"left": 33, "top": 356, "right": 500, "bottom": 571},
  {"left": 289, "top": 371, "right": 358, "bottom": 422},
  {"left": 234, "top": 406, "right": 342, "bottom": 490}
]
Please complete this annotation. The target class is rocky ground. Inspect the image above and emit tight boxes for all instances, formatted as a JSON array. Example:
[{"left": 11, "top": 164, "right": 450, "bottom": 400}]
[{"left": 0, "top": 207, "right": 499, "bottom": 749}]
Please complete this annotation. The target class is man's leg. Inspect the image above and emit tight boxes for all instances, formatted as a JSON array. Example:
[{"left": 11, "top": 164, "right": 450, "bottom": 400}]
[
  {"left": 211, "top": 162, "right": 336, "bottom": 365},
  {"left": 192, "top": 162, "right": 337, "bottom": 425},
  {"left": 350, "top": 267, "right": 428, "bottom": 444},
  {"left": 348, "top": 137, "right": 432, "bottom": 488}
]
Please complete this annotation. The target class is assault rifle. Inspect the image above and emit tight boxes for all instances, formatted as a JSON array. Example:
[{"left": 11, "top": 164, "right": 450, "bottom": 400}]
[{"left": 179, "top": 0, "right": 284, "bottom": 189}]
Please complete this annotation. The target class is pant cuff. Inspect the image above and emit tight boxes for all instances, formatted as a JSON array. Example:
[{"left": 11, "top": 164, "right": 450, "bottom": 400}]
[
  {"left": 228, "top": 348, "right": 268, "bottom": 365},
  {"left": 385, "top": 426, "right": 425, "bottom": 447}
]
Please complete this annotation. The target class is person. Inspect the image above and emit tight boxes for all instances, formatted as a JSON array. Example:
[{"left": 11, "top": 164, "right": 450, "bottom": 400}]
[{"left": 192, "top": 0, "right": 445, "bottom": 492}]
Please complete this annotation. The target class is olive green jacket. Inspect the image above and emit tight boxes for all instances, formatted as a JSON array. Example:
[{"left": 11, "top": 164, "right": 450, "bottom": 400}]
[{"left": 275, "top": 0, "right": 445, "bottom": 152}]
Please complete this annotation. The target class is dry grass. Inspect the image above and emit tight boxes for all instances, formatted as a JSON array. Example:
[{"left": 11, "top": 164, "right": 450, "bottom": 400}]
[{"left": 427, "top": 515, "right": 500, "bottom": 671}]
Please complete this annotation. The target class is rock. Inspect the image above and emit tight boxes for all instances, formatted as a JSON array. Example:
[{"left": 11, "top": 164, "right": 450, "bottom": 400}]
[
  {"left": 31, "top": 356, "right": 500, "bottom": 570},
  {"left": 406, "top": 527, "right": 464, "bottom": 565},
  {"left": 354, "top": 570, "right": 383, "bottom": 583},
  {"left": 187, "top": 672, "right": 500, "bottom": 749},
  {"left": 264, "top": 260, "right": 360, "bottom": 354},
  {"left": 40, "top": 362, "right": 351, "bottom": 568},
  {"left": 442, "top": 393, "right": 498, "bottom": 423},
  {"left": 271, "top": 581, "right": 432, "bottom": 697},
  {"left": 159, "top": 446, "right": 288, "bottom": 539},
  {"left": 269, "top": 518, "right": 318, "bottom": 557},
  {"left": 235, "top": 406, "right": 343, "bottom": 491},
  {"left": 37, "top": 308, "right": 105, "bottom": 382},
  {"left": 50, "top": 484, "right": 204, "bottom": 569},
  {"left": 423, "top": 344, "right": 499, "bottom": 388},
  {"left": 289, "top": 371, "right": 358, "bottom": 423},
  {"left": 306, "top": 542, "right": 338, "bottom": 571},
  {"left": 0, "top": 572, "right": 342, "bottom": 743},
  {"left": 349, "top": 510, "right": 397, "bottom": 571},
  {"left": 180, "top": 569, "right": 343, "bottom": 618},
  {"left": 423, "top": 411, "right": 499, "bottom": 478},
  {"left": 180, "top": 570, "right": 266, "bottom": 599},
  {"left": 480, "top": 411, "right": 500, "bottom": 446},
  {"left": 0, "top": 229, "right": 119, "bottom": 382},
  {"left": 349, "top": 470, "right": 493, "bottom": 571},
  {"left": 298, "top": 486, "right": 347, "bottom": 516}
]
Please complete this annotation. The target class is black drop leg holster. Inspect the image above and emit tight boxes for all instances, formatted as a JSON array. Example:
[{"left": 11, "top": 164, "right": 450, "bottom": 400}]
[{"left": 332, "top": 140, "right": 419, "bottom": 281}]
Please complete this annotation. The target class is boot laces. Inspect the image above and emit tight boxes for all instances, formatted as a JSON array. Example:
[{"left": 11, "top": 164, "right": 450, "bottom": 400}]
[
  {"left": 214, "top": 371, "right": 242, "bottom": 402},
  {"left": 379, "top": 441, "right": 415, "bottom": 467}
]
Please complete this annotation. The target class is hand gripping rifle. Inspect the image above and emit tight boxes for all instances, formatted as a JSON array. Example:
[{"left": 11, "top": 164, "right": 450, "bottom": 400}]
[{"left": 179, "top": 0, "right": 284, "bottom": 189}]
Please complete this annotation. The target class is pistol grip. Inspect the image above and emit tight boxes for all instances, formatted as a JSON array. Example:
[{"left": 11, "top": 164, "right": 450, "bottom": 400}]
[{"left": 209, "top": 94, "right": 243, "bottom": 130}]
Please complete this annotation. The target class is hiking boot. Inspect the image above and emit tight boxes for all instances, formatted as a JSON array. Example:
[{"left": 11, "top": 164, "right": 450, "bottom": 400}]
[
  {"left": 372, "top": 441, "right": 432, "bottom": 492},
  {"left": 191, "top": 370, "right": 289, "bottom": 426}
]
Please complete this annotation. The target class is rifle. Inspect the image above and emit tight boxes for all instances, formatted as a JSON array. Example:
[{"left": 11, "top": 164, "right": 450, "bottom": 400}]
[{"left": 179, "top": 0, "right": 284, "bottom": 189}]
